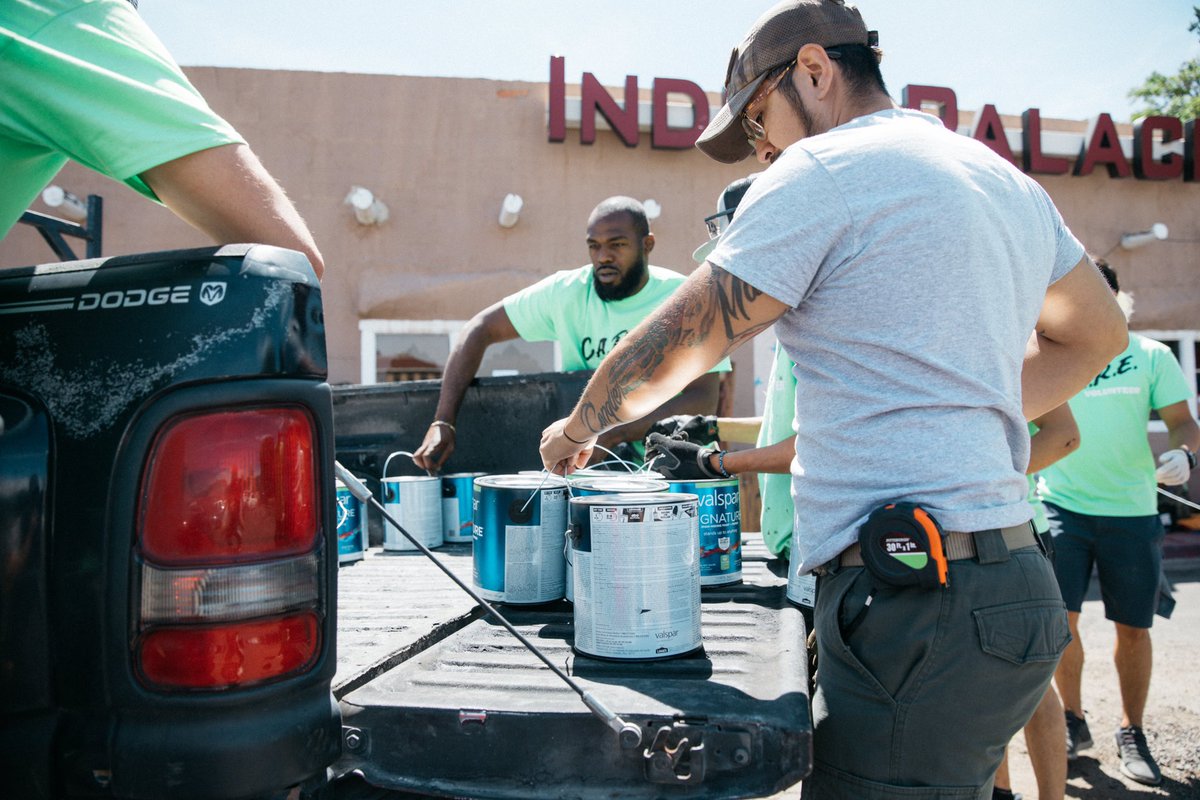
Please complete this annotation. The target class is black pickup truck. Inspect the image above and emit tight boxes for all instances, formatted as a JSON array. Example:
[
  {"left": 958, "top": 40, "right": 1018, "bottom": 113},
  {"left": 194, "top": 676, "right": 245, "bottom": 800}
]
[
  {"left": 0, "top": 245, "right": 340, "bottom": 799},
  {"left": 0, "top": 245, "right": 811, "bottom": 799}
]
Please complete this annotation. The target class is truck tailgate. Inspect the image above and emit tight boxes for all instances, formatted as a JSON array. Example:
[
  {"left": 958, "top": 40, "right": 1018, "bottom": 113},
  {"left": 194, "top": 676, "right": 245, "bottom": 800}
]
[{"left": 334, "top": 539, "right": 810, "bottom": 799}]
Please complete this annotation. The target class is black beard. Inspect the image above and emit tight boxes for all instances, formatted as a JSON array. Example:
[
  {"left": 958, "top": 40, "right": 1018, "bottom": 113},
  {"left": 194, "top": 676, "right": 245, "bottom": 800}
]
[{"left": 593, "top": 256, "right": 648, "bottom": 302}]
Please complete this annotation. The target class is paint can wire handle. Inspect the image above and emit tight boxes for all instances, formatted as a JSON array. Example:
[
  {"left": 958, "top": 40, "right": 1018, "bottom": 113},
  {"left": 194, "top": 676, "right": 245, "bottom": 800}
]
[{"left": 382, "top": 450, "right": 416, "bottom": 479}]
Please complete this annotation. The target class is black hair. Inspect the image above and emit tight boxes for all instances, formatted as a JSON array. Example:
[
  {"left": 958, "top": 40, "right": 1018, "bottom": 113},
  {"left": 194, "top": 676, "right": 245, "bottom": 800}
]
[
  {"left": 1093, "top": 257, "right": 1119, "bottom": 293},
  {"left": 778, "top": 43, "right": 887, "bottom": 108},
  {"left": 589, "top": 196, "right": 650, "bottom": 239},
  {"left": 828, "top": 44, "right": 888, "bottom": 97}
]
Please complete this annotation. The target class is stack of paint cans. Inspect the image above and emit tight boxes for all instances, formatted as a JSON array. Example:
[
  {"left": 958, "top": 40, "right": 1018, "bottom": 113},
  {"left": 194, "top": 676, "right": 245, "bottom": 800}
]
[
  {"left": 335, "top": 477, "right": 366, "bottom": 565},
  {"left": 472, "top": 474, "right": 568, "bottom": 604},
  {"left": 567, "top": 492, "right": 703, "bottom": 661},
  {"left": 381, "top": 475, "right": 443, "bottom": 551},
  {"left": 667, "top": 478, "right": 742, "bottom": 587},
  {"left": 441, "top": 472, "right": 484, "bottom": 544}
]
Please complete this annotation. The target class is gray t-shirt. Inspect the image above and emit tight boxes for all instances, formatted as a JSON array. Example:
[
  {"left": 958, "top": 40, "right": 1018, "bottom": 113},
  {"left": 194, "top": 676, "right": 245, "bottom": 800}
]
[{"left": 709, "top": 108, "right": 1083, "bottom": 572}]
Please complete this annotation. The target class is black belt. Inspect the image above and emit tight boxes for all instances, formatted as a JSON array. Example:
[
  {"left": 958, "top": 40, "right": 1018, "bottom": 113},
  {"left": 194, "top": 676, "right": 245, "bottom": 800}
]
[{"left": 817, "top": 523, "right": 1037, "bottom": 574}]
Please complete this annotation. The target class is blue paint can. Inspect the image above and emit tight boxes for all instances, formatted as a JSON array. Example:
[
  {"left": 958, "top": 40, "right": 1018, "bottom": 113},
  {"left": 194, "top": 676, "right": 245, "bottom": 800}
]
[
  {"left": 335, "top": 478, "right": 365, "bottom": 564},
  {"left": 567, "top": 493, "right": 702, "bottom": 660},
  {"left": 668, "top": 478, "right": 742, "bottom": 587},
  {"left": 472, "top": 474, "right": 568, "bottom": 604},
  {"left": 442, "top": 472, "right": 484, "bottom": 543}
]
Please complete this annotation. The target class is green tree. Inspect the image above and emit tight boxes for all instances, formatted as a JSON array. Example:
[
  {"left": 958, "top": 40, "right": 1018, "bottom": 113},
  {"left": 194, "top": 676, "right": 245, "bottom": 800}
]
[{"left": 1128, "top": 6, "right": 1200, "bottom": 121}]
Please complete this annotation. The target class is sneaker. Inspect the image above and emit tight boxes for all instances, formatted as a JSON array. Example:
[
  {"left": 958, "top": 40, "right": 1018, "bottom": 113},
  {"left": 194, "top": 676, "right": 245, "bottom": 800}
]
[
  {"left": 1116, "top": 726, "right": 1162, "bottom": 786},
  {"left": 992, "top": 788, "right": 1023, "bottom": 800},
  {"left": 1065, "top": 710, "right": 1093, "bottom": 760}
]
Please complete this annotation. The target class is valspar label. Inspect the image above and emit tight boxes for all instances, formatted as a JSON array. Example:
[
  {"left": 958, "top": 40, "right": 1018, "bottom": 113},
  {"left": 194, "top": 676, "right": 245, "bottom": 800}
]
[{"left": 668, "top": 478, "right": 742, "bottom": 587}]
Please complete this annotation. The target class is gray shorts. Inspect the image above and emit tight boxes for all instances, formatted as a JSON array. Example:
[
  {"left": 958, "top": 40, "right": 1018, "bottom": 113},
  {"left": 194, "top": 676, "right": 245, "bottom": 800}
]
[
  {"left": 1044, "top": 502, "right": 1163, "bottom": 628},
  {"left": 805, "top": 544, "right": 1067, "bottom": 799}
]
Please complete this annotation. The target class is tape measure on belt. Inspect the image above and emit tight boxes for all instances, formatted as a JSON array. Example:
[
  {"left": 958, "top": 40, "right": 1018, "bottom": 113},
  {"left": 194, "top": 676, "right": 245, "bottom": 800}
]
[{"left": 844, "top": 502, "right": 1036, "bottom": 590}]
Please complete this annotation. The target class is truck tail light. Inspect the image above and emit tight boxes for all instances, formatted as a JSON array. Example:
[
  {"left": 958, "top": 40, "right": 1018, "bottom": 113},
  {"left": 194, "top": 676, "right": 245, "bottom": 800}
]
[{"left": 135, "top": 406, "right": 325, "bottom": 691}]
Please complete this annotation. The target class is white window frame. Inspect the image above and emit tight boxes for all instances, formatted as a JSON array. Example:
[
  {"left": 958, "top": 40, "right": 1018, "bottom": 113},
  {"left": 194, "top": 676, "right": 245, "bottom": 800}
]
[
  {"left": 1135, "top": 329, "right": 1199, "bottom": 432},
  {"left": 358, "top": 319, "right": 563, "bottom": 385}
]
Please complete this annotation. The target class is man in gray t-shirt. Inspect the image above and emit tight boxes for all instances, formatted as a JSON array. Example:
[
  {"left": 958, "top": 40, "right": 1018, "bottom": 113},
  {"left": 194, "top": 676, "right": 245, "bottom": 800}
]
[{"left": 541, "top": 1, "right": 1126, "bottom": 797}]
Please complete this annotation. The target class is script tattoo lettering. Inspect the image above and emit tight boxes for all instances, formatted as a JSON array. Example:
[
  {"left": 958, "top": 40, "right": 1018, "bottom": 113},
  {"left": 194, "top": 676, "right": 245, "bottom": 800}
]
[{"left": 576, "top": 267, "right": 775, "bottom": 435}]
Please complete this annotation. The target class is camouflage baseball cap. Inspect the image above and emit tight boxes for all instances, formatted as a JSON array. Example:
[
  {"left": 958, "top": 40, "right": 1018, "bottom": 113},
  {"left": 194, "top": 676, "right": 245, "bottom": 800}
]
[{"left": 696, "top": 0, "right": 872, "bottom": 164}]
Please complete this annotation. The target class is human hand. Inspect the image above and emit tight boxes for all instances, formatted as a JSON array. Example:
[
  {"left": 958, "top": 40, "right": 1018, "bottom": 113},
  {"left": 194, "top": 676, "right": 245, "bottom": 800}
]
[
  {"left": 540, "top": 417, "right": 596, "bottom": 475},
  {"left": 644, "top": 432, "right": 724, "bottom": 480},
  {"left": 412, "top": 421, "right": 455, "bottom": 475},
  {"left": 645, "top": 414, "right": 720, "bottom": 446},
  {"left": 1155, "top": 448, "right": 1193, "bottom": 486}
]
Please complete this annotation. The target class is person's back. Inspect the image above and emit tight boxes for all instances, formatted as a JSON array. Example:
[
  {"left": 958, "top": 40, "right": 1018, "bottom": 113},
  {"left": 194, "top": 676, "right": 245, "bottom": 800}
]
[{"left": 722, "top": 107, "right": 1080, "bottom": 569}]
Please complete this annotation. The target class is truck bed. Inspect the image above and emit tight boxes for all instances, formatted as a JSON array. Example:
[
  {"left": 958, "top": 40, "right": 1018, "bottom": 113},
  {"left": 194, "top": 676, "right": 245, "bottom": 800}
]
[{"left": 332, "top": 537, "right": 810, "bottom": 799}]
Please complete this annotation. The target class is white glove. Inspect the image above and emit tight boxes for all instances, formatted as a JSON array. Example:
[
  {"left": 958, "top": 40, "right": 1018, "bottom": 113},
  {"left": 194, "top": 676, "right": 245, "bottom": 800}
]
[{"left": 1155, "top": 449, "right": 1192, "bottom": 486}]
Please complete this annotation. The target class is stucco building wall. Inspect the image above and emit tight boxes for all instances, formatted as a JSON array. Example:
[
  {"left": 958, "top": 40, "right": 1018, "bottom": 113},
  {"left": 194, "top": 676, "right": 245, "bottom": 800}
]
[{"left": 2, "top": 67, "right": 1196, "bottom": 419}]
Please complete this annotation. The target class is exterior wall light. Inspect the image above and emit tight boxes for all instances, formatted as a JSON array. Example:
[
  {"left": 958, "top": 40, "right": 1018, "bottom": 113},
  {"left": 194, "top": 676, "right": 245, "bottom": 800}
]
[
  {"left": 643, "top": 199, "right": 662, "bottom": 221},
  {"left": 41, "top": 185, "right": 89, "bottom": 223},
  {"left": 345, "top": 186, "right": 389, "bottom": 226},
  {"left": 1120, "top": 223, "right": 1168, "bottom": 250},
  {"left": 498, "top": 193, "right": 523, "bottom": 228}
]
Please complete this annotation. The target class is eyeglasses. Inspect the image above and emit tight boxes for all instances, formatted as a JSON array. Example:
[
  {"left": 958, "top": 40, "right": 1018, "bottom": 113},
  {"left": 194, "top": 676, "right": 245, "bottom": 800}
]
[
  {"left": 741, "top": 60, "right": 796, "bottom": 143},
  {"left": 704, "top": 210, "right": 732, "bottom": 239}
]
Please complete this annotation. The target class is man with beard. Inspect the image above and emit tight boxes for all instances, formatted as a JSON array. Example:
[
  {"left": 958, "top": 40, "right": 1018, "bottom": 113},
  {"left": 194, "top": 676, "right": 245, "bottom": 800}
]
[
  {"left": 414, "top": 196, "right": 727, "bottom": 473},
  {"left": 540, "top": 2, "right": 1127, "bottom": 796}
]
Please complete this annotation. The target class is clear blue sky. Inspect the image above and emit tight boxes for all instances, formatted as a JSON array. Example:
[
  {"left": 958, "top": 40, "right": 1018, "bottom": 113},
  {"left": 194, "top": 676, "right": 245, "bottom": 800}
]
[{"left": 140, "top": 0, "right": 1199, "bottom": 123}]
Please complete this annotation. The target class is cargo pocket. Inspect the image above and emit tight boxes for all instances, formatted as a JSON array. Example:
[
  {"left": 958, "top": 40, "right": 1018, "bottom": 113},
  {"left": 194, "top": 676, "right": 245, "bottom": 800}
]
[
  {"left": 973, "top": 600, "right": 1070, "bottom": 664},
  {"left": 811, "top": 762, "right": 980, "bottom": 799}
]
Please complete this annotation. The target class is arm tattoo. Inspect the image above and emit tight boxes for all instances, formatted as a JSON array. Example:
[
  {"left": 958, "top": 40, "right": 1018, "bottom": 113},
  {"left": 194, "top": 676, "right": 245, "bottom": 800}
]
[{"left": 577, "top": 268, "right": 776, "bottom": 434}]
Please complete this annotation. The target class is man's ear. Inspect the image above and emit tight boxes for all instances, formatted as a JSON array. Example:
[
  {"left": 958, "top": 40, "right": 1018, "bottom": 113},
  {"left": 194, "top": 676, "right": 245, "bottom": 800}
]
[
  {"left": 643, "top": 232, "right": 655, "bottom": 254},
  {"left": 797, "top": 43, "right": 835, "bottom": 99}
]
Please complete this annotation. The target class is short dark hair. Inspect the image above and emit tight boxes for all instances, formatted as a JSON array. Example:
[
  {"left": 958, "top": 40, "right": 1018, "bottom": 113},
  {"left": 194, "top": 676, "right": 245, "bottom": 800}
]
[
  {"left": 775, "top": 44, "right": 886, "bottom": 120},
  {"left": 825, "top": 44, "right": 888, "bottom": 97},
  {"left": 589, "top": 196, "right": 650, "bottom": 239},
  {"left": 1092, "top": 256, "right": 1119, "bottom": 293}
]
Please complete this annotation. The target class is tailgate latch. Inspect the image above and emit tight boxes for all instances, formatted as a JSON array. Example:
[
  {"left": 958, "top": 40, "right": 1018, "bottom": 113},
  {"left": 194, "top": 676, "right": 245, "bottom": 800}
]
[{"left": 642, "top": 722, "right": 752, "bottom": 785}]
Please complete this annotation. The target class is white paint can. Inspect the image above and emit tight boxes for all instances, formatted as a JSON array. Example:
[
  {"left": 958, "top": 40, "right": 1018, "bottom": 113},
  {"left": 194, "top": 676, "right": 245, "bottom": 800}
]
[
  {"left": 381, "top": 475, "right": 443, "bottom": 551},
  {"left": 567, "top": 493, "right": 702, "bottom": 660}
]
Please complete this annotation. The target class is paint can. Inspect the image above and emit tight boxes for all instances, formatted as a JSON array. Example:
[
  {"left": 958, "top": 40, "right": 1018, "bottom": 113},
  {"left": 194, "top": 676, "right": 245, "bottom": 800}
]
[
  {"left": 562, "top": 475, "right": 668, "bottom": 602},
  {"left": 335, "top": 478, "right": 365, "bottom": 564},
  {"left": 381, "top": 475, "right": 443, "bottom": 551},
  {"left": 569, "top": 467, "right": 666, "bottom": 481},
  {"left": 568, "top": 475, "right": 670, "bottom": 496},
  {"left": 472, "top": 474, "right": 568, "bottom": 604},
  {"left": 567, "top": 493, "right": 702, "bottom": 661},
  {"left": 441, "top": 472, "right": 484, "bottom": 543},
  {"left": 668, "top": 478, "right": 742, "bottom": 587}
]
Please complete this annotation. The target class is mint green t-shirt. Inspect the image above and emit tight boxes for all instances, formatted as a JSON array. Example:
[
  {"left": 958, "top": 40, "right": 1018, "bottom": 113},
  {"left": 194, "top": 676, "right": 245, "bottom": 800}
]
[
  {"left": 1026, "top": 422, "right": 1050, "bottom": 534},
  {"left": 1, "top": 0, "right": 244, "bottom": 237},
  {"left": 503, "top": 264, "right": 731, "bottom": 374},
  {"left": 1038, "top": 333, "right": 1192, "bottom": 517},
  {"left": 757, "top": 343, "right": 797, "bottom": 557}
]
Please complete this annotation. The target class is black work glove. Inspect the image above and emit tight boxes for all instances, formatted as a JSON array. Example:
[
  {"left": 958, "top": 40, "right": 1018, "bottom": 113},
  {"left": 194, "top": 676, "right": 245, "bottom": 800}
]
[
  {"left": 645, "top": 432, "right": 725, "bottom": 480},
  {"left": 645, "top": 414, "right": 720, "bottom": 446}
]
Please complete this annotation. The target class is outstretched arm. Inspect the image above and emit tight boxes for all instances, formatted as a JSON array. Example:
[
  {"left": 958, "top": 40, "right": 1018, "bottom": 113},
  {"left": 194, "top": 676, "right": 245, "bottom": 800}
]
[
  {"left": 541, "top": 264, "right": 788, "bottom": 473},
  {"left": 142, "top": 143, "right": 325, "bottom": 279},
  {"left": 412, "top": 302, "right": 520, "bottom": 473},
  {"left": 595, "top": 372, "right": 721, "bottom": 452}
]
